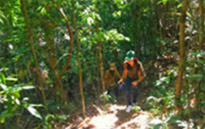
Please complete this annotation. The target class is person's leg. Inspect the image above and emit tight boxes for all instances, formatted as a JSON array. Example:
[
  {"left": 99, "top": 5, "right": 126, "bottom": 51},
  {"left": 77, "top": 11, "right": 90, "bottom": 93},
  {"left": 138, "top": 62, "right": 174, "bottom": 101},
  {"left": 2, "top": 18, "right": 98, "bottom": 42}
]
[
  {"left": 125, "top": 88, "right": 132, "bottom": 105},
  {"left": 125, "top": 78, "right": 132, "bottom": 105},
  {"left": 107, "top": 87, "right": 111, "bottom": 95},
  {"left": 114, "top": 85, "right": 119, "bottom": 99},
  {"left": 133, "top": 82, "right": 141, "bottom": 103},
  {"left": 132, "top": 86, "right": 138, "bottom": 104}
]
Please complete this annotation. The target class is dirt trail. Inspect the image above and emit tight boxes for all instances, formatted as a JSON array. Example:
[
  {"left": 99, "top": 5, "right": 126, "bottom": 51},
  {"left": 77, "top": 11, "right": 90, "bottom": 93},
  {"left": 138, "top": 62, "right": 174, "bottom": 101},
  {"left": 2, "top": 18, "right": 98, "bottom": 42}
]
[{"left": 66, "top": 104, "right": 153, "bottom": 129}]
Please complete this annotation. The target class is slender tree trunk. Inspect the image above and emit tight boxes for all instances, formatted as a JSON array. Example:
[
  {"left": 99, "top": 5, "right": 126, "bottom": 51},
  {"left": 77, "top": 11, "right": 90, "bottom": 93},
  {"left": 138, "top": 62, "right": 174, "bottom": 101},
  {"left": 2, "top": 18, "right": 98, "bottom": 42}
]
[
  {"left": 199, "top": 0, "right": 204, "bottom": 49},
  {"left": 38, "top": 44, "right": 67, "bottom": 103},
  {"left": 175, "top": 0, "right": 188, "bottom": 116},
  {"left": 95, "top": 24, "right": 106, "bottom": 96},
  {"left": 96, "top": 52, "right": 101, "bottom": 94},
  {"left": 98, "top": 44, "right": 105, "bottom": 93},
  {"left": 73, "top": 4, "right": 86, "bottom": 118},
  {"left": 39, "top": 11, "right": 67, "bottom": 102},
  {"left": 20, "top": 0, "right": 47, "bottom": 112},
  {"left": 51, "top": 0, "right": 74, "bottom": 79},
  {"left": 93, "top": 2, "right": 106, "bottom": 101}
]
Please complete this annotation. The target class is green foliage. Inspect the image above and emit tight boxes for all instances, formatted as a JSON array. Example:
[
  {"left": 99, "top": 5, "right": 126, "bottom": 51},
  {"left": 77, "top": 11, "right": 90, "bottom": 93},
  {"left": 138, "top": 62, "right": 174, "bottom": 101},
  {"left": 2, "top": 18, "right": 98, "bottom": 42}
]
[
  {"left": 185, "top": 50, "right": 205, "bottom": 109},
  {"left": 27, "top": 105, "right": 42, "bottom": 119},
  {"left": 132, "top": 105, "right": 141, "bottom": 111},
  {"left": 42, "top": 114, "right": 67, "bottom": 129},
  {"left": 146, "top": 68, "right": 177, "bottom": 115},
  {"left": 0, "top": 0, "right": 204, "bottom": 128},
  {"left": 0, "top": 71, "right": 42, "bottom": 126},
  {"left": 0, "top": 10, "right": 6, "bottom": 24},
  {"left": 149, "top": 115, "right": 182, "bottom": 129},
  {"left": 100, "top": 92, "right": 111, "bottom": 102}
]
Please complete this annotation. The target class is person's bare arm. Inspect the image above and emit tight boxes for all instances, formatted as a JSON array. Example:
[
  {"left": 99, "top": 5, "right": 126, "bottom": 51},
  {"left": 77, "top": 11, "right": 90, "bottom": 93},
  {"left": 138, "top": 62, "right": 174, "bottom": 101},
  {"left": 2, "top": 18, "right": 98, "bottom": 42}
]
[
  {"left": 138, "top": 61, "right": 146, "bottom": 81},
  {"left": 132, "top": 61, "right": 146, "bottom": 86}
]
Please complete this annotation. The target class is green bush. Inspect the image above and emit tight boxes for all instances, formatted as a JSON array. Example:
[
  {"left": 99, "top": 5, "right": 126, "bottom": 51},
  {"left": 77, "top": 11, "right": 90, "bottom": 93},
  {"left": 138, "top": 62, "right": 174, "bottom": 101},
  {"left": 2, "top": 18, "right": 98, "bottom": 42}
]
[{"left": 0, "top": 71, "right": 42, "bottom": 127}]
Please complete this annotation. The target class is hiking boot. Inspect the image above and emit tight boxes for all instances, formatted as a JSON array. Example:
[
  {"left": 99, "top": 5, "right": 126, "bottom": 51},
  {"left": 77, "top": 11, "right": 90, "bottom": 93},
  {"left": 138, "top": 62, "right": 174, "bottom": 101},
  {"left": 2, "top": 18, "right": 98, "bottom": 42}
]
[{"left": 126, "top": 105, "right": 132, "bottom": 113}]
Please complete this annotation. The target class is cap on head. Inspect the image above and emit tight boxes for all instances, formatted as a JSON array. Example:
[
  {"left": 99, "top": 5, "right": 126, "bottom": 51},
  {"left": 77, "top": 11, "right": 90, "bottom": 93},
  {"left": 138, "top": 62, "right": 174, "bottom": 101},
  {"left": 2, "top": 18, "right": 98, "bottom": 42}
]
[
  {"left": 109, "top": 63, "right": 116, "bottom": 70},
  {"left": 125, "top": 50, "right": 135, "bottom": 62}
]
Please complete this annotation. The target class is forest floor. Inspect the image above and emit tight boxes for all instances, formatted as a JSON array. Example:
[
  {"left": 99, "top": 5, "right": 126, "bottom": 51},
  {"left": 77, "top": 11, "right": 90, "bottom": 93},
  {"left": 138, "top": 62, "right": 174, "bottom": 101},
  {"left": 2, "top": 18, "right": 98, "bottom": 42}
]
[
  {"left": 58, "top": 85, "right": 156, "bottom": 129},
  {"left": 56, "top": 54, "right": 180, "bottom": 129},
  {"left": 68, "top": 103, "right": 153, "bottom": 129}
]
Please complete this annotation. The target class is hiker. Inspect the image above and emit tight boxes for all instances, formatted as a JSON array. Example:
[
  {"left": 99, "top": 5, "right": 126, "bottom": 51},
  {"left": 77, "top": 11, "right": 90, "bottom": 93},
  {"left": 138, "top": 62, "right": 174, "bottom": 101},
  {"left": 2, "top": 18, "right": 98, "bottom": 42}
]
[
  {"left": 118, "top": 50, "right": 146, "bottom": 112},
  {"left": 105, "top": 63, "right": 121, "bottom": 101}
]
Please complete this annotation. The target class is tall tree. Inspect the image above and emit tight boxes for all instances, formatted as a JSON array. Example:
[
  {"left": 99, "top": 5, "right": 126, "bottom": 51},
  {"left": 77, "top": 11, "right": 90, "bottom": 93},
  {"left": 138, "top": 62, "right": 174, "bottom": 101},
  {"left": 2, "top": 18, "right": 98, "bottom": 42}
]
[
  {"left": 94, "top": 2, "right": 106, "bottom": 99},
  {"left": 97, "top": 26, "right": 106, "bottom": 97},
  {"left": 73, "top": 2, "right": 86, "bottom": 118},
  {"left": 199, "top": 0, "right": 204, "bottom": 49},
  {"left": 175, "top": 0, "right": 188, "bottom": 115},
  {"left": 50, "top": 0, "right": 74, "bottom": 79},
  {"left": 19, "top": 0, "right": 47, "bottom": 112}
]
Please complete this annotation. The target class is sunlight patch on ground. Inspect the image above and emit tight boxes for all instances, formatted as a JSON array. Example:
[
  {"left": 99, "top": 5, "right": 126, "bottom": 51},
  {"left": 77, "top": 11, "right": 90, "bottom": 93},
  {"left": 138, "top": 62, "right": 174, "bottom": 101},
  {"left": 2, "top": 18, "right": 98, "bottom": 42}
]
[
  {"left": 73, "top": 104, "right": 151, "bottom": 129},
  {"left": 88, "top": 113, "right": 118, "bottom": 129},
  {"left": 109, "top": 104, "right": 126, "bottom": 111},
  {"left": 81, "top": 104, "right": 124, "bottom": 129},
  {"left": 118, "top": 114, "right": 150, "bottom": 129}
]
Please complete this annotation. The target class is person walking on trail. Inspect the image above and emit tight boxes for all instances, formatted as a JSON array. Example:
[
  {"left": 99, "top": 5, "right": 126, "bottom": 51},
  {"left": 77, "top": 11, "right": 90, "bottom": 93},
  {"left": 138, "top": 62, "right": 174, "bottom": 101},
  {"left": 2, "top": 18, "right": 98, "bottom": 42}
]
[
  {"left": 105, "top": 63, "right": 121, "bottom": 101},
  {"left": 118, "top": 50, "right": 146, "bottom": 112}
]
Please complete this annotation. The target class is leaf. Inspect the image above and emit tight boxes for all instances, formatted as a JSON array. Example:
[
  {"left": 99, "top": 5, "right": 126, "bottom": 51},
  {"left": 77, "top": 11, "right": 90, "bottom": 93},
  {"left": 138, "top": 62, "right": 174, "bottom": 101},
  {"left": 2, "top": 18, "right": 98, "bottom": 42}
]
[
  {"left": 15, "top": 99, "right": 20, "bottom": 105},
  {"left": 154, "top": 124, "right": 162, "bottom": 129},
  {"left": 0, "top": 84, "right": 7, "bottom": 91},
  {"left": 27, "top": 106, "right": 42, "bottom": 119},
  {"left": 30, "top": 104, "right": 43, "bottom": 107},
  {"left": 57, "top": 53, "right": 69, "bottom": 64},
  {"left": 155, "top": 80, "right": 161, "bottom": 86},
  {"left": 165, "top": 77, "right": 170, "bottom": 84},
  {"left": 147, "top": 96, "right": 157, "bottom": 101},
  {"left": 112, "top": 11, "right": 121, "bottom": 18},
  {"left": 64, "top": 33, "right": 70, "bottom": 40},
  {"left": 19, "top": 86, "right": 35, "bottom": 90},
  {"left": 125, "top": 37, "right": 130, "bottom": 41},
  {"left": 0, "top": 19, "right": 3, "bottom": 24},
  {"left": 0, "top": 111, "right": 15, "bottom": 121},
  {"left": 177, "top": 3, "right": 182, "bottom": 8},
  {"left": 0, "top": 73, "right": 6, "bottom": 84},
  {"left": 133, "top": 106, "right": 141, "bottom": 111},
  {"left": 6, "top": 77, "right": 18, "bottom": 82},
  {"left": 87, "top": 17, "right": 94, "bottom": 26},
  {"left": 0, "top": 118, "right": 5, "bottom": 124}
]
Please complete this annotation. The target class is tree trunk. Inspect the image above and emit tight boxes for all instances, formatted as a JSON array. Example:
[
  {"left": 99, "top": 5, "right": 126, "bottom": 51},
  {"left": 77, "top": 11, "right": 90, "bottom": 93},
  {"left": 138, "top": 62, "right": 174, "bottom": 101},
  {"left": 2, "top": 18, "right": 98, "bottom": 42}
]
[
  {"left": 175, "top": 0, "right": 188, "bottom": 115},
  {"left": 73, "top": 3, "right": 86, "bottom": 118},
  {"left": 98, "top": 44, "right": 106, "bottom": 93},
  {"left": 175, "top": 0, "right": 188, "bottom": 116},
  {"left": 95, "top": 24, "right": 106, "bottom": 95},
  {"left": 38, "top": 12, "right": 68, "bottom": 102},
  {"left": 199, "top": 0, "right": 204, "bottom": 49},
  {"left": 41, "top": 46, "right": 68, "bottom": 102},
  {"left": 20, "top": 0, "right": 47, "bottom": 112},
  {"left": 51, "top": 0, "right": 74, "bottom": 79}
]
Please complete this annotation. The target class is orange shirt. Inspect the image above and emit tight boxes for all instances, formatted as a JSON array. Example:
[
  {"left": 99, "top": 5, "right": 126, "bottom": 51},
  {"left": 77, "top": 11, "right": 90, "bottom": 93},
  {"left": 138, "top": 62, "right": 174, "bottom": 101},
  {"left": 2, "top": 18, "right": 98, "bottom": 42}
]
[{"left": 122, "top": 58, "right": 146, "bottom": 80}]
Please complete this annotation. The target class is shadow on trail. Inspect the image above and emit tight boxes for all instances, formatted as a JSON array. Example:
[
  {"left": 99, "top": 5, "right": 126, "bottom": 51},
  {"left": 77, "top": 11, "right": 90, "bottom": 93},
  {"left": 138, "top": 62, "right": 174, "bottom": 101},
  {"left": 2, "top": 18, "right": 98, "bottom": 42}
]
[{"left": 115, "top": 109, "right": 136, "bottom": 126}]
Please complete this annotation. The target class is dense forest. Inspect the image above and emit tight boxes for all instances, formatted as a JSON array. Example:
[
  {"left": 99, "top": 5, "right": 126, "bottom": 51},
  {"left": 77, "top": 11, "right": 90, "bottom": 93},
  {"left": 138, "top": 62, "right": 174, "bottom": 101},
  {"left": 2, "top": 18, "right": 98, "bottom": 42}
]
[{"left": 0, "top": 0, "right": 204, "bottom": 129}]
